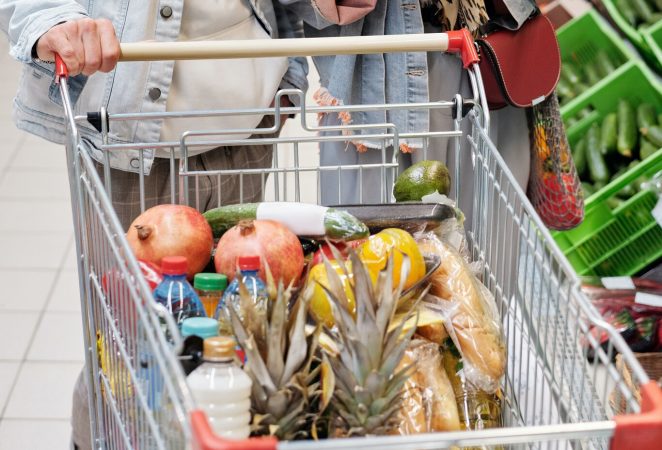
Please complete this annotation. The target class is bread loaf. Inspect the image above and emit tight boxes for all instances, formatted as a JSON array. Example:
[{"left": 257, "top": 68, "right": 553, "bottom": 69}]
[{"left": 418, "top": 235, "right": 506, "bottom": 390}]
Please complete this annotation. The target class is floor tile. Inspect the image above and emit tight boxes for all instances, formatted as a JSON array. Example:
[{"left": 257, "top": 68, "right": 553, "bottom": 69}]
[
  {"left": 4, "top": 361, "right": 82, "bottom": 419},
  {"left": 0, "top": 362, "right": 20, "bottom": 412},
  {"left": 0, "top": 200, "right": 73, "bottom": 232},
  {"left": 0, "top": 419, "right": 71, "bottom": 450},
  {"left": 48, "top": 269, "right": 82, "bottom": 313},
  {"left": 0, "top": 169, "right": 70, "bottom": 201},
  {"left": 0, "top": 312, "right": 39, "bottom": 360},
  {"left": 28, "top": 312, "right": 84, "bottom": 363},
  {"left": 11, "top": 134, "right": 67, "bottom": 171},
  {"left": 0, "top": 270, "right": 57, "bottom": 311},
  {"left": 0, "top": 232, "right": 71, "bottom": 270}
]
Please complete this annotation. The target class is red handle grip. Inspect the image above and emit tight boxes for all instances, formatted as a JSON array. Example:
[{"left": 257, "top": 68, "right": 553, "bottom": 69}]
[
  {"left": 55, "top": 54, "right": 68, "bottom": 83},
  {"left": 190, "top": 410, "right": 277, "bottom": 450},
  {"left": 446, "top": 29, "right": 479, "bottom": 69},
  {"left": 612, "top": 381, "right": 662, "bottom": 450}
]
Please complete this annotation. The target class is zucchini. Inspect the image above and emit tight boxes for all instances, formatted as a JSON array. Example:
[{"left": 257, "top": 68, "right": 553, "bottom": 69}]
[
  {"left": 637, "top": 103, "right": 657, "bottom": 133},
  {"left": 642, "top": 125, "right": 662, "bottom": 147},
  {"left": 595, "top": 50, "right": 617, "bottom": 78},
  {"left": 556, "top": 79, "right": 575, "bottom": 102},
  {"left": 617, "top": 0, "right": 639, "bottom": 26},
  {"left": 581, "top": 182, "right": 596, "bottom": 198},
  {"left": 584, "top": 64, "right": 601, "bottom": 85},
  {"left": 606, "top": 197, "right": 624, "bottom": 210},
  {"left": 617, "top": 100, "right": 637, "bottom": 158},
  {"left": 203, "top": 202, "right": 369, "bottom": 240},
  {"left": 640, "top": 138, "right": 659, "bottom": 160},
  {"left": 630, "top": 0, "right": 654, "bottom": 23},
  {"left": 600, "top": 113, "right": 618, "bottom": 155},
  {"left": 561, "top": 63, "right": 582, "bottom": 85},
  {"left": 587, "top": 123, "right": 610, "bottom": 184},
  {"left": 572, "top": 137, "right": 588, "bottom": 176}
]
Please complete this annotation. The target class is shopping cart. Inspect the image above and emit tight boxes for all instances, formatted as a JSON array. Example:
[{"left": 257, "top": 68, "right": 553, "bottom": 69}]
[{"left": 54, "top": 30, "right": 662, "bottom": 450}]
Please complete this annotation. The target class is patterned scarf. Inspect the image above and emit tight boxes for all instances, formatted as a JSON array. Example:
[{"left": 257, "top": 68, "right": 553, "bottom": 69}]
[{"left": 420, "top": 0, "right": 489, "bottom": 34}]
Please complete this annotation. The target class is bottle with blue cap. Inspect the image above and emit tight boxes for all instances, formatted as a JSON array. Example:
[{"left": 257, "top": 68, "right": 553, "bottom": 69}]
[{"left": 179, "top": 317, "right": 219, "bottom": 375}]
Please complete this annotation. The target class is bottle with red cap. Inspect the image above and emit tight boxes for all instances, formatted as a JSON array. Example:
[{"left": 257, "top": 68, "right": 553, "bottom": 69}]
[
  {"left": 153, "top": 256, "right": 206, "bottom": 331},
  {"left": 215, "top": 255, "right": 269, "bottom": 338}
]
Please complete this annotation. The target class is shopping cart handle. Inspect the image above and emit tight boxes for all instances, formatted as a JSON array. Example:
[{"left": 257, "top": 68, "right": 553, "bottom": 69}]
[
  {"left": 54, "top": 54, "right": 68, "bottom": 82},
  {"left": 190, "top": 410, "right": 277, "bottom": 450},
  {"left": 612, "top": 381, "right": 662, "bottom": 450},
  {"left": 446, "top": 29, "right": 480, "bottom": 68}
]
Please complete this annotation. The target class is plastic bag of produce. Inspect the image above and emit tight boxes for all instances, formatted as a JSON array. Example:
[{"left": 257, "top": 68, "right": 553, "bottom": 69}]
[
  {"left": 527, "top": 94, "right": 584, "bottom": 230},
  {"left": 417, "top": 233, "right": 506, "bottom": 392}
]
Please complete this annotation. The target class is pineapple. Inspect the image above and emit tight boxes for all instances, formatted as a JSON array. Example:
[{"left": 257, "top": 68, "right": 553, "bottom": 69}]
[
  {"left": 314, "top": 249, "right": 421, "bottom": 437},
  {"left": 229, "top": 275, "right": 322, "bottom": 440}
]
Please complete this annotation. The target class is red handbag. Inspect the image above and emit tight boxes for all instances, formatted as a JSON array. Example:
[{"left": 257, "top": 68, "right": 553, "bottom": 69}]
[{"left": 476, "top": 13, "right": 561, "bottom": 109}]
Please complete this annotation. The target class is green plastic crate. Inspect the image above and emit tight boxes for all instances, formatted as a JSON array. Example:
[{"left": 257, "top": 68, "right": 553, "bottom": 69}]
[
  {"left": 556, "top": 10, "right": 637, "bottom": 114},
  {"left": 554, "top": 63, "right": 662, "bottom": 276},
  {"left": 642, "top": 20, "right": 662, "bottom": 73},
  {"left": 601, "top": 0, "right": 662, "bottom": 73}
]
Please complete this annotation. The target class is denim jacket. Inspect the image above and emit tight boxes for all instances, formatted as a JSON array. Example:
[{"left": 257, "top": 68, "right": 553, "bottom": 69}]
[{"left": 0, "top": 0, "right": 308, "bottom": 174}]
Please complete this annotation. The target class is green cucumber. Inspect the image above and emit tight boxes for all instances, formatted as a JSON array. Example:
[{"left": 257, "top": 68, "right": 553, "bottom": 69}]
[
  {"left": 600, "top": 113, "right": 618, "bottom": 155},
  {"left": 658, "top": 113, "right": 662, "bottom": 125},
  {"left": 630, "top": 0, "right": 654, "bottom": 23},
  {"left": 642, "top": 125, "right": 662, "bottom": 147},
  {"left": 556, "top": 80, "right": 576, "bottom": 102},
  {"left": 647, "top": 13, "right": 662, "bottom": 25},
  {"left": 606, "top": 197, "right": 624, "bottom": 209},
  {"left": 617, "top": 0, "right": 639, "bottom": 26},
  {"left": 581, "top": 182, "right": 596, "bottom": 197},
  {"left": 655, "top": 0, "right": 662, "bottom": 12},
  {"left": 595, "top": 50, "right": 617, "bottom": 78},
  {"left": 587, "top": 123, "right": 610, "bottom": 184},
  {"left": 584, "top": 65, "right": 601, "bottom": 85},
  {"left": 617, "top": 100, "right": 637, "bottom": 158},
  {"left": 640, "top": 138, "right": 659, "bottom": 160},
  {"left": 572, "top": 137, "right": 588, "bottom": 176},
  {"left": 637, "top": 103, "right": 657, "bottom": 133},
  {"left": 561, "top": 63, "right": 582, "bottom": 85},
  {"left": 203, "top": 202, "right": 369, "bottom": 240}
]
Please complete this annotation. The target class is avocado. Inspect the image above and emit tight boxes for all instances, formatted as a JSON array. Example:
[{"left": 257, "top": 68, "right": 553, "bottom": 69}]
[{"left": 393, "top": 160, "right": 451, "bottom": 202}]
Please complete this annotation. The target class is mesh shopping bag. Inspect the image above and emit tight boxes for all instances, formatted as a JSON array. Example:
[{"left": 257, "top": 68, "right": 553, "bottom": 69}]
[{"left": 526, "top": 94, "right": 584, "bottom": 230}]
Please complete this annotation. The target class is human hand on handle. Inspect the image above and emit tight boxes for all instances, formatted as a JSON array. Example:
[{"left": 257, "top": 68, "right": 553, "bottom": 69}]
[{"left": 35, "top": 18, "right": 120, "bottom": 76}]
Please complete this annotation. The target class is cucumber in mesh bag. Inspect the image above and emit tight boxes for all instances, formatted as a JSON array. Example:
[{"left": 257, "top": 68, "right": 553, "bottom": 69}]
[{"left": 203, "top": 202, "right": 369, "bottom": 240}]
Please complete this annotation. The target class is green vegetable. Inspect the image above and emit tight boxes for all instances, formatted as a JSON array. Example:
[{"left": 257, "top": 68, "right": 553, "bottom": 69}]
[
  {"left": 640, "top": 138, "right": 659, "bottom": 160},
  {"left": 561, "top": 63, "right": 582, "bottom": 85},
  {"left": 595, "top": 50, "right": 617, "bottom": 78},
  {"left": 203, "top": 202, "right": 369, "bottom": 240},
  {"left": 646, "top": 12, "right": 662, "bottom": 26},
  {"left": 642, "top": 125, "right": 662, "bottom": 147},
  {"left": 393, "top": 160, "right": 451, "bottom": 202},
  {"left": 606, "top": 197, "right": 624, "bottom": 209},
  {"left": 587, "top": 123, "right": 609, "bottom": 184},
  {"left": 556, "top": 79, "right": 575, "bottom": 102},
  {"left": 617, "top": 100, "right": 637, "bottom": 158},
  {"left": 658, "top": 113, "right": 662, "bottom": 125},
  {"left": 617, "top": 0, "right": 638, "bottom": 26},
  {"left": 611, "top": 166, "right": 636, "bottom": 199},
  {"left": 584, "top": 65, "right": 601, "bottom": 85},
  {"left": 572, "top": 137, "right": 588, "bottom": 176},
  {"left": 637, "top": 103, "right": 656, "bottom": 133},
  {"left": 600, "top": 113, "right": 618, "bottom": 155},
  {"left": 579, "top": 107, "right": 593, "bottom": 119},
  {"left": 655, "top": 0, "right": 662, "bottom": 12},
  {"left": 581, "top": 182, "right": 596, "bottom": 198},
  {"left": 630, "top": 0, "right": 654, "bottom": 23}
]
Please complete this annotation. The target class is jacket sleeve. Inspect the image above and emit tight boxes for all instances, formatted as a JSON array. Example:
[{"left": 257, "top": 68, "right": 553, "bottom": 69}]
[
  {"left": 273, "top": 0, "right": 309, "bottom": 101},
  {"left": 0, "top": 0, "right": 87, "bottom": 63}
]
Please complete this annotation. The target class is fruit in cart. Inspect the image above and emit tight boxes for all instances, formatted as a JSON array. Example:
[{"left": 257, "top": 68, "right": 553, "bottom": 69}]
[
  {"left": 393, "top": 160, "right": 451, "bottom": 202},
  {"left": 203, "top": 202, "right": 369, "bottom": 241},
  {"left": 228, "top": 268, "right": 324, "bottom": 440},
  {"left": 126, "top": 205, "right": 213, "bottom": 278},
  {"left": 539, "top": 171, "right": 585, "bottom": 227},
  {"left": 312, "top": 250, "right": 421, "bottom": 437},
  {"left": 307, "top": 258, "right": 355, "bottom": 328},
  {"left": 214, "top": 219, "right": 304, "bottom": 287},
  {"left": 358, "top": 228, "right": 426, "bottom": 291}
]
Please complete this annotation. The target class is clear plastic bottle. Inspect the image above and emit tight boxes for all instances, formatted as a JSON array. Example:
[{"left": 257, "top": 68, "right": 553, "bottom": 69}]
[
  {"left": 187, "top": 336, "right": 252, "bottom": 439},
  {"left": 153, "top": 256, "right": 206, "bottom": 329},
  {"left": 215, "top": 255, "right": 269, "bottom": 336},
  {"left": 193, "top": 273, "right": 227, "bottom": 318}
]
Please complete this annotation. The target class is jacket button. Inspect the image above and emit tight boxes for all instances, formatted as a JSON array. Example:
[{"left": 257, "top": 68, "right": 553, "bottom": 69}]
[
  {"left": 130, "top": 158, "right": 140, "bottom": 169},
  {"left": 160, "top": 6, "right": 173, "bottom": 18},
  {"left": 148, "top": 87, "right": 161, "bottom": 100}
]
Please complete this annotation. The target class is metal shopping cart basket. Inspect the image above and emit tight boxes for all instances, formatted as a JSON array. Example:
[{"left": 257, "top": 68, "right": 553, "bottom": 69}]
[{"left": 55, "top": 30, "right": 662, "bottom": 450}]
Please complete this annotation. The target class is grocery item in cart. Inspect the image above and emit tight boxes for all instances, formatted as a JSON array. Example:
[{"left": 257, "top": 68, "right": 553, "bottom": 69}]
[
  {"left": 180, "top": 317, "right": 220, "bottom": 375},
  {"left": 216, "top": 256, "right": 269, "bottom": 338},
  {"left": 187, "top": 336, "right": 252, "bottom": 439},
  {"left": 153, "top": 256, "right": 206, "bottom": 331},
  {"left": 393, "top": 160, "right": 451, "bottom": 202},
  {"left": 194, "top": 273, "right": 227, "bottom": 318},
  {"left": 418, "top": 233, "right": 506, "bottom": 392}
]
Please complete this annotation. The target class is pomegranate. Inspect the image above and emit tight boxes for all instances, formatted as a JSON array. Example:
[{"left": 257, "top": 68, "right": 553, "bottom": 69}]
[
  {"left": 126, "top": 204, "right": 213, "bottom": 278},
  {"left": 214, "top": 219, "right": 304, "bottom": 286}
]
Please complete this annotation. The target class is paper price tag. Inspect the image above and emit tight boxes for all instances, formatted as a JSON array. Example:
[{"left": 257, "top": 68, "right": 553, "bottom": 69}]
[
  {"left": 601, "top": 276, "right": 635, "bottom": 290},
  {"left": 635, "top": 292, "right": 662, "bottom": 308},
  {"left": 653, "top": 196, "right": 662, "bottom": 228}
]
